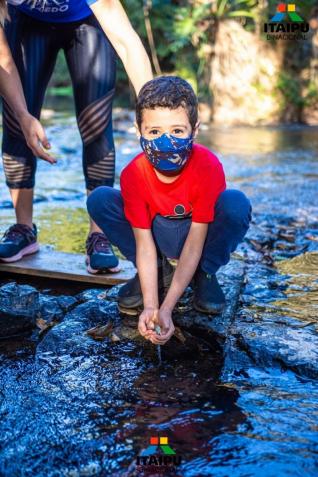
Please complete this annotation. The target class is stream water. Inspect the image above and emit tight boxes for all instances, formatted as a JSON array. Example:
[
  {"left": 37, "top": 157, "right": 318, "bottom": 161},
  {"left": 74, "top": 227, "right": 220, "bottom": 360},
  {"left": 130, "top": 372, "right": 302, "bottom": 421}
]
[{"left": 0, "top": 109, "right": 317, "bottom": 476}]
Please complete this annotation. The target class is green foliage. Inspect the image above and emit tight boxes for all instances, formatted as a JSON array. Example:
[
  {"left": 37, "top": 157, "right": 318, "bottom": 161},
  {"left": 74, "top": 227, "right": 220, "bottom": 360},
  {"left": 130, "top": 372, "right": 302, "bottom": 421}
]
[
  {"left": 304, "top": 81, "right": 318, "bottom": 107},
  {"left": 50, "top": 50, "right": 69, "bottom": 88},
  {"left": 119, "top": 0, "right": 259, "bottom": 102},
  {"left": 213, "top": 0, "right": 258, "bottom": 19},
  {"left": 47, "top": 1, "right": 263, "bottom": 103},
  {"left": 46, "top": 0, "right": 317, "bottom": 113},
  {"left": 276, "top": 72, "right": 304, "bottom": 108}
]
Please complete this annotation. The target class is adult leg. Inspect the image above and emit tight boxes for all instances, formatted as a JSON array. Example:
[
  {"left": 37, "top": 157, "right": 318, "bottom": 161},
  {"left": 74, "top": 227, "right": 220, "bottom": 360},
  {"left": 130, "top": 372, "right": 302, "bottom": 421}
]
[
  {"left": 2, "top": 9, "right": 60, "bottom": 227},
  {"left": 64, "top": 15, "right": 117, "bottom": 234},
  {"left": 0, "top": 9, "right": 61, "bottom": 261},
  {"left": 65, "top": 15, "right": 118, "bottom": 271}
]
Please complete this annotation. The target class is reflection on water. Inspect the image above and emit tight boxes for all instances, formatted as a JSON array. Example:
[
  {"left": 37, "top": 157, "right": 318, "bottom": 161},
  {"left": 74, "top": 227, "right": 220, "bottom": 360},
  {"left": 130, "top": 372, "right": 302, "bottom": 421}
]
[
  {"left": 0, "top": 113, "right": 318, "bottom": 476},
  {"left": 272, "top": 253, "right": 318, "bottom": 325}
]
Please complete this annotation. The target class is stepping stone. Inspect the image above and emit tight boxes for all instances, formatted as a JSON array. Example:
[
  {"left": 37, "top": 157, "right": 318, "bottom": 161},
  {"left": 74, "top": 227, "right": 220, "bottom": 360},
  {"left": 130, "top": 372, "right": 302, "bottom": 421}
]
[{"left": 0, "top": 247, "right": 135, "bottom": 285}]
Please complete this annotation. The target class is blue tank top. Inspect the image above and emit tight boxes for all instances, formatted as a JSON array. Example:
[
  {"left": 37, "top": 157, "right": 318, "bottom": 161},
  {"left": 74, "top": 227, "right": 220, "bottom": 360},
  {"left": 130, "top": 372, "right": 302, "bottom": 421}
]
[{"left": 8, "top": 0, "right": 98, "bottom": 23}]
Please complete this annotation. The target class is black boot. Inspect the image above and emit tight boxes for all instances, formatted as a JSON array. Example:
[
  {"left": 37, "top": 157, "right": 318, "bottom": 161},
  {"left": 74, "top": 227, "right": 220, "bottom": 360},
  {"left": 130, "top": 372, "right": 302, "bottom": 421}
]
[
  {"left": 193, "top": 268, "right": 225, "bottom": 314},
  {"left": 118, "top": 257, "right": 174, "bottom": 315}
]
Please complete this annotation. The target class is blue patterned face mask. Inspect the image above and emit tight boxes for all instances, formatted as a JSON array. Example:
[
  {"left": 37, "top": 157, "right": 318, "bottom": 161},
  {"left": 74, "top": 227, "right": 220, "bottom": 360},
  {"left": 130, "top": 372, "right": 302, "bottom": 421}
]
[{"left": 140, "top": 133, "right": 193, "bottom": 173}]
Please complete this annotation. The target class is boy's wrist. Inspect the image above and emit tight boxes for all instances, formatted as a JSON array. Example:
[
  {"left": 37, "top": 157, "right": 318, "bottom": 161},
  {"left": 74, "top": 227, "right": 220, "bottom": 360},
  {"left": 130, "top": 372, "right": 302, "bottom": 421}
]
[
  {"left": 143, "top": 299, "right": 159, "bottom": 310},
  {"left": 160, "top": 302, "right": 174, "bottom": 313}
]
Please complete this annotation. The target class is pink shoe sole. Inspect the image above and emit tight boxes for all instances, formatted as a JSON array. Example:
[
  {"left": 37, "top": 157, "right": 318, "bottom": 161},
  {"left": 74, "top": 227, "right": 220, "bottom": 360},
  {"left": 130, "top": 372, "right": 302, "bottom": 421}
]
[{"left": 0, "top": 242, "right": 40, "bottom": 263}]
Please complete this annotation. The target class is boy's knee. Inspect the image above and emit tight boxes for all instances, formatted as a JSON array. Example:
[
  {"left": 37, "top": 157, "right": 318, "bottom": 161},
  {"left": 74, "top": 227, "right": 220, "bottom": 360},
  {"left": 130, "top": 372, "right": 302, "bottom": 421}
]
[{"left": 216, "top": 189, "right": 252, "bottom": 225}]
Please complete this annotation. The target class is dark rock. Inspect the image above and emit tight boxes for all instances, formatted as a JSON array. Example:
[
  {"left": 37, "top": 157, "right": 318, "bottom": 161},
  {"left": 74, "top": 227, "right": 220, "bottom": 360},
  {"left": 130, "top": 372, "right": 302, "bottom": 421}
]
[
  {"left": 56, "top": 295, "right": 78, "bottom": 312},
  {"left": 38, "top": 296, "right": 64, "bottom": 324},
  {"left": 38, "top": 295, "right": 77, "bottom": 325},
  {"left": 0, "top": 283, "right": 39, "bottom": 337},
  {"left": 223, "top": 248, "right": 318, "bottom": 379},
  {"left": 235, "top": 321, "right": 318, "bottom": 379},
  {"left": 36, "top": 300, "right": 119, "bottom": 358},
  {"left": 76, "top": 288, "right": 107, "bottom": 302}
]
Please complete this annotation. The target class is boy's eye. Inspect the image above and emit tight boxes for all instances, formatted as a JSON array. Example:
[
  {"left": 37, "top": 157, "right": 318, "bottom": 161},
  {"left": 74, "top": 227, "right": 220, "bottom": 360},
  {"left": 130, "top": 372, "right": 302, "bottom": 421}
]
[
  {"left": 149, "top": 129, "right": 160, "bottom": 135},
  {"left": 172, "top": 129, "right": 184, "bottom": 135}
]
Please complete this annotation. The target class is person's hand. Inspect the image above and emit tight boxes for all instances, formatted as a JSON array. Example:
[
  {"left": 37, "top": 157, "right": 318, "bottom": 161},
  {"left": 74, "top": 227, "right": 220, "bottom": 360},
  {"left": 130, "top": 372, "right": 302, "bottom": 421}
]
[
  {"left": 18, "top": 112, "right": 56, "bottom": 164},
  {"left": 146, "top": 308, "right": 175, "bottom": 346},
  {"left": 138, "top": 307, "right": 158, "bottom": 339}
]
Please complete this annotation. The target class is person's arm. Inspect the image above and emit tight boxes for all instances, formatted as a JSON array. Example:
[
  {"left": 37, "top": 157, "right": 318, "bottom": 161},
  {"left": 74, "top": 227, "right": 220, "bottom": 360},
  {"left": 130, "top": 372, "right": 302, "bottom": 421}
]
[
  {"left": 133, "top": 227, "right": 159, "bottom": 339},
  {"left": 0, "top": 27, "right": 55, "bottom": 163},
  {"left": 89, "top": 0, "right": 153, "bottom": 95},
  {"left": 147, "top": 222, "right": 209, "bottom": 345}
]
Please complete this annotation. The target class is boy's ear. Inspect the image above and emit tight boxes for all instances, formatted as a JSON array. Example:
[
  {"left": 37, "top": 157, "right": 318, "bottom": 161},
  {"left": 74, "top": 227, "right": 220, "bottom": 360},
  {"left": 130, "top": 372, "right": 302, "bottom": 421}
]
[
  {"left": 193, "top": 121, "right": 200, "bottom": 138},
  {"left": 134, "top": 121, "right": 141, "bottom": 138}
]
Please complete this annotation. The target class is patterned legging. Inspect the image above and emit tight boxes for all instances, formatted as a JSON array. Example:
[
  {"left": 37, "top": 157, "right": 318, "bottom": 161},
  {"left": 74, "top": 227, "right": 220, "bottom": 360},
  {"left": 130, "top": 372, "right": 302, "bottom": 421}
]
[{"left": 2, "top": 6, "right": 117, "bottom": 191}]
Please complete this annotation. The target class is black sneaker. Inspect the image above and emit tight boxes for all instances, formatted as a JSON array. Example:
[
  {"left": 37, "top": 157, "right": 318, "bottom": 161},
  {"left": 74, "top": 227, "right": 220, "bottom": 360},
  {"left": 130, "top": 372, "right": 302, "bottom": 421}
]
[
  {"left": 118, "top": 257, "right": 175, "bottom": 315},
  {"left": 193, "top": 268, "right": 226, "bottom": 314},
  {"left": 0, "top": 223, "right": 39, "bottom": 262},
  {"left": 86, "top": 232, "right": 119, "bottom": 274}
]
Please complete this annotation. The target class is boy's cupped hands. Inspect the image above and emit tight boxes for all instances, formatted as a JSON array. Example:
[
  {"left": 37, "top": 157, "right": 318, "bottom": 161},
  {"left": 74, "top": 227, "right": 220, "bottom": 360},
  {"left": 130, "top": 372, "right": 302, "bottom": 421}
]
[{"left": 138, "top": 307, "right": 175, "bottom": 345}]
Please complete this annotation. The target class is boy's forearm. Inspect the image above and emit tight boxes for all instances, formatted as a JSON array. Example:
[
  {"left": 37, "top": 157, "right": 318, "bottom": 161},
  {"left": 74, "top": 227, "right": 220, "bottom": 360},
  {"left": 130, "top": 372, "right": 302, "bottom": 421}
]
[
  {"left": 161, "top": 224, "right": 208, "bottom": 312},
  {"left": 161, "top": 251, "right": 201, "bottom": 312},
  {"left": 135, "top": 236, "right": 159, "bottom": 309}
]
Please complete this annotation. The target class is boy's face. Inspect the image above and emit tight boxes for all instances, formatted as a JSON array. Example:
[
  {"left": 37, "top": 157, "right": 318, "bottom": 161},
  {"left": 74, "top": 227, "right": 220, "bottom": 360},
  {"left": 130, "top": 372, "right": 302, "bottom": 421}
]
[{"left": 137, "top": 106, "right": 199, "bottom": 140}]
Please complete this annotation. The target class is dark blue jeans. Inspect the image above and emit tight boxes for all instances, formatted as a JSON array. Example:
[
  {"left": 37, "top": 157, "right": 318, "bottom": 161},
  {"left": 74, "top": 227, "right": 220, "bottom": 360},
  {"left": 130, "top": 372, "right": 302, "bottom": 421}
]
[{"left": 87, "top": 187, "right": 252, "bottom": 274}]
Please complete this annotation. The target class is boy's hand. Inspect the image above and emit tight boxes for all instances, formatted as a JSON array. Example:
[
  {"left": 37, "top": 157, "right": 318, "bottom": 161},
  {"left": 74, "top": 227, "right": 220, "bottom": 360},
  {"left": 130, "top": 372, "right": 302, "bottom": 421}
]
[
  {"left": 138, "top": 307, "right": 158, "bottom": 338},
  {"left": 146, "top": 308, "right": 175, "bottom": 346}
]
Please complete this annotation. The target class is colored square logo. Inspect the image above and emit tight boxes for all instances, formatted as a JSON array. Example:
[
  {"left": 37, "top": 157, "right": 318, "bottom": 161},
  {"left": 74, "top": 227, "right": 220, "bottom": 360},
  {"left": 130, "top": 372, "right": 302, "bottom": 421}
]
[
  {"left": 287, "top": 4, "right": 296, "bottom": 11},
  {"left": 160, "top": 437, "right": 168, "bottom": 445},
  {"left": 150, "top": 436, "right": 158, "bottom": 445},
  {"left": 277, "top": 3, "right": 286, "bottom": 12}
]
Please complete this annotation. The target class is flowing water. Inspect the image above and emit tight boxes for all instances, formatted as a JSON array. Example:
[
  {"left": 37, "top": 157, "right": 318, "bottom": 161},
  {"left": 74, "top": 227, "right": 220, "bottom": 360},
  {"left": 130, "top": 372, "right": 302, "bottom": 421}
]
[{"left": 0, "top": 109, "right": 317, "bottom": 476}]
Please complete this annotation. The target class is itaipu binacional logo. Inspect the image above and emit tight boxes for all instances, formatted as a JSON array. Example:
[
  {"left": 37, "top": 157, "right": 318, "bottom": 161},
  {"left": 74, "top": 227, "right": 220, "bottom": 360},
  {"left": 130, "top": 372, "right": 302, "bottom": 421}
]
[
  {"left": 136, "top": 436, "right": 182, "bottom": 472},
  {"left": 264, "top": 3, "right": 310, "bottom": 40}
]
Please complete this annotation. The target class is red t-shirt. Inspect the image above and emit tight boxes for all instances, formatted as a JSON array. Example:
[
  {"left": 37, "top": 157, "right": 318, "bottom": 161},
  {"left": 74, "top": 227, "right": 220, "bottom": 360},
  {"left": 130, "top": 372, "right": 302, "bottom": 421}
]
[{"left": 120, "top": 143, "right": 226, "bottom": 229}]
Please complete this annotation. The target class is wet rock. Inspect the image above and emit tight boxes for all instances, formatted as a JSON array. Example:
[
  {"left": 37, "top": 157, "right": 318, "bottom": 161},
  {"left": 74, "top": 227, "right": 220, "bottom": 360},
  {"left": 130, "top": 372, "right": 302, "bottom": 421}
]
[
  {"left": 245, "top": 222, "right": 275, "bottom": 248},
  {"left": 36, "top": 300, "right": 120, "bottom": 358},
  {"left": 76, "top": 288, "right": 107, "bottom": 302},
  {"left": 0, "top": 283, "right": 39, "bottom": 337},
  {"left": 105, "top": 285, "right": 122, "bottom": 302},
  {"left": 56, "top": 295, "right": 78, "bottom": 312},
  {"left": 38, "top": 294, "right": 78, "bottom": 326},
  {"left": 235, "top": 321, "right": 318, "bottom": 379},
  {"left": 224, "top": 244, "right": 318, "bottom": 379},
  {"left": 39, "top": 296, "right": 64, "bottom": 323}
]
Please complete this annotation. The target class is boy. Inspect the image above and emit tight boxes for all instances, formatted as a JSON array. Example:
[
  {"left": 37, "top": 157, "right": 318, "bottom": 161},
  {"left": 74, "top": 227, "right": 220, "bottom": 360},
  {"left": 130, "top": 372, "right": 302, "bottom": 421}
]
[{"left": 87, "top": 76, "right": 252, "bottom": 345}]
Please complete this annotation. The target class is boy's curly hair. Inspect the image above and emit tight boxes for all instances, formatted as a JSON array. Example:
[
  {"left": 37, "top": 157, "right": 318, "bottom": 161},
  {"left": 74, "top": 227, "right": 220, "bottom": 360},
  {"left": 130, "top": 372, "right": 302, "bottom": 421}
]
[{"left": 136, "top": 76, "right": 198, "bottom": 130}]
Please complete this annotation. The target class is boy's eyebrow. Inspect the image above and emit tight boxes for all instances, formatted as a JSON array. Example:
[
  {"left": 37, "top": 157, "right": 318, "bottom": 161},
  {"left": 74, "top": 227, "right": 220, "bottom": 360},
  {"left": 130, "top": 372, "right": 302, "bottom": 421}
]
[{"left": 145, "top": 124, "right": 187, "bottom": 130}]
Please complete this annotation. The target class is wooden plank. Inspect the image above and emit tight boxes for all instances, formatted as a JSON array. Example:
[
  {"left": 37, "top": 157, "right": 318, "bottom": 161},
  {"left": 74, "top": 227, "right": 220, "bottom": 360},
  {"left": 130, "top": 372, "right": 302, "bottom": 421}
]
[{"left": 0, "top": 248, "right": 135, "bottom": 285}]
